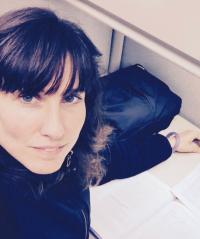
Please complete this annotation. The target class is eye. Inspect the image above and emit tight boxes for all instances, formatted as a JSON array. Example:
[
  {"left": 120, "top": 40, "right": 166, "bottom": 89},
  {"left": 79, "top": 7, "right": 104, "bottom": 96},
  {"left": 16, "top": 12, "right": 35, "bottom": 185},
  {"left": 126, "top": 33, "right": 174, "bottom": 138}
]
[
  {"left": 19, "top": 94, "right": 39, "bottom": 104},
  {"left": 21, "top": 95, "right": 34, "bottom": 102},
  {"left": 63, "top": 93, "right": 83, "bottom": 104}
]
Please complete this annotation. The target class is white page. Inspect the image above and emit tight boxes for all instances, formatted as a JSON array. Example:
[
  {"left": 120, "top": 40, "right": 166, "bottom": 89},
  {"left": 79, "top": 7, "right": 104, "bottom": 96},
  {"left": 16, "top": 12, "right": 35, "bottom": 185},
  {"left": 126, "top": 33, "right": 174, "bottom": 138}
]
[
  {"left": 90, "top": 172, "right": 174, "bottom": 239},
  {"left": 172, "top": 163, "right": 200, "bottom": 217},
  {"left": 129, "top": 201, "right": 200, "bottom": 239}
]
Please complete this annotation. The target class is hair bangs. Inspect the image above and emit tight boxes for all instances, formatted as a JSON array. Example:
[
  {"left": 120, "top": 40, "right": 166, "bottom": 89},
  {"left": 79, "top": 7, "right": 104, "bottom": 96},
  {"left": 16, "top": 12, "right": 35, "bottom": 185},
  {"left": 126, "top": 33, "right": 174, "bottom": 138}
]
[
  {"left": 0, "top": 10, "right": 100, "bottom": 97},
  {"left": 0, "top": 9, "right": 67, "bottom": 96}
]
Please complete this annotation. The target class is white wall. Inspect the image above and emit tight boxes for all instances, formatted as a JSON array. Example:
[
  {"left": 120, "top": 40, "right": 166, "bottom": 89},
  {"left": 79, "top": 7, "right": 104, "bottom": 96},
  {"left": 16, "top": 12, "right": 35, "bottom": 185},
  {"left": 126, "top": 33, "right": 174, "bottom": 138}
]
[
  {"left": 49, "top": 0, "right": 112, "bottom": 75},
  {"left": 0, "top": 0, "right": 49, "bottom": 14}
]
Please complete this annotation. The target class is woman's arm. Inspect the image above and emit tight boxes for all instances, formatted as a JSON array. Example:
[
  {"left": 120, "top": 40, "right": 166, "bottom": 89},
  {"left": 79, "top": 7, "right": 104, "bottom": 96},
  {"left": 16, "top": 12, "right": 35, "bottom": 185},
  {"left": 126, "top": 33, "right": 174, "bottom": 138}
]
[
  {"left": 101, "top": 133, "right": 172, "bottom": 184},
  {"left": 167, "top": 130, "right": 200, "bottom": 153},
  {"left": 101, "top": 130, "right": 200, "bottom": 184}
]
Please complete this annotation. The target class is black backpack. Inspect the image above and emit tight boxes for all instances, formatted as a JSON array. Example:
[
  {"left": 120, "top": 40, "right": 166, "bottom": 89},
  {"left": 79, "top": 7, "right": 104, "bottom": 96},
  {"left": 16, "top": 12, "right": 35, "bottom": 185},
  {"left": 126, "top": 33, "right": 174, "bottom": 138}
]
[{"left": 101, "top": 64, "right": 182, "bottom": 140}]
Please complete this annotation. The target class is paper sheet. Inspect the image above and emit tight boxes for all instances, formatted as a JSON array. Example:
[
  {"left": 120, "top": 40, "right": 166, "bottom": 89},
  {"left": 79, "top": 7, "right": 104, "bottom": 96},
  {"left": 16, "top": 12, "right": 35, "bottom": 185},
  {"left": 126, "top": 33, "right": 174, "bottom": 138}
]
[
  {"left": 129, "top": 201, "right": 200, "bottom": 239},
  {"left": 172, "top": 163, "right": 200, "bottom": 217},
  {"left": 90, "top": 172, "right": 173, "bottom": 239}
]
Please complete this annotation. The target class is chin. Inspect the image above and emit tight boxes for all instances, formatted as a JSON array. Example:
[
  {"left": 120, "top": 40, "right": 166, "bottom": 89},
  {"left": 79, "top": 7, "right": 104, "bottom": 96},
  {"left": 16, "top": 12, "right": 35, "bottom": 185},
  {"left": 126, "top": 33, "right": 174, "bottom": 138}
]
[
  {"left": 30, "top": 165, "right": 62, "bottom": 175},
  {"left": 25, "top": 157, "right": 65, "bottom": 175}
]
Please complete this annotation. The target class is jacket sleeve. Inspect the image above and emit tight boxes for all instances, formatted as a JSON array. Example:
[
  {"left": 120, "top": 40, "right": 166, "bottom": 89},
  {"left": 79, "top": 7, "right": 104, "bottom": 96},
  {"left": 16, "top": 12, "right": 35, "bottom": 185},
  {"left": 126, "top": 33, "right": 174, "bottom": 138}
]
[{"left": 100, "top": 133, "right": 172, "bottom": 184}]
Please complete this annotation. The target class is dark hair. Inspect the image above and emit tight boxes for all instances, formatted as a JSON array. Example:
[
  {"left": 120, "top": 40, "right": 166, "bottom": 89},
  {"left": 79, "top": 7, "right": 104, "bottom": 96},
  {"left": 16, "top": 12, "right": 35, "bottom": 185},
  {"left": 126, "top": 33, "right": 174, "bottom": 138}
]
[{"left": 0, "top": 7, "right": 112, "bottom": 190}]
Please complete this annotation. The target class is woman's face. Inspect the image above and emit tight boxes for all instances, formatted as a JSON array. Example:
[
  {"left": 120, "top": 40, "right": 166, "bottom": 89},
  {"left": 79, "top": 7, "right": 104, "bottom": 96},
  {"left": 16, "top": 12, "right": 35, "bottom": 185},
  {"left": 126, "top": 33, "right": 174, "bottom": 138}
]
[{"left": 0, "top": 57, "right": 86, "bottom": 174}]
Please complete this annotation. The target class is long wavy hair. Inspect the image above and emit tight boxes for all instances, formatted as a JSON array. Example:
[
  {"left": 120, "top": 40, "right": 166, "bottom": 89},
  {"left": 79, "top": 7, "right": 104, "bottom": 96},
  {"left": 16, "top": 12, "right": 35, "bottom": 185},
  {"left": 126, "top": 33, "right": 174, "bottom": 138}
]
[{"left": 0, "top": 7, "right": 113, "bottom": 191}]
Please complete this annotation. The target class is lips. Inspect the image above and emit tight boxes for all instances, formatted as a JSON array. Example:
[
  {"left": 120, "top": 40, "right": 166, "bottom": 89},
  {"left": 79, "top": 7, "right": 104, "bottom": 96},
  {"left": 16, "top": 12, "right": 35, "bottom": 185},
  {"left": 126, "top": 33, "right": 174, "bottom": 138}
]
[{"left": 31, "top": 144, "right": 66, "bottom": 152}]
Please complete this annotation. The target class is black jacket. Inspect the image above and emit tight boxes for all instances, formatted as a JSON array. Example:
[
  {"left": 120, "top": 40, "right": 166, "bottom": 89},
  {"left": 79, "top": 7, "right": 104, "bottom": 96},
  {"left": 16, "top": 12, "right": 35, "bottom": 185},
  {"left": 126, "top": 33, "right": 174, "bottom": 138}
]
[
  {"left": 0, "top": 65, "right": 181, "bottom": 239},
  {"left": 0, "top": 65, "right": 178, "bottom": 238},
  {"left": 0, "top": 133, "right": 172, "bottom": 239}
]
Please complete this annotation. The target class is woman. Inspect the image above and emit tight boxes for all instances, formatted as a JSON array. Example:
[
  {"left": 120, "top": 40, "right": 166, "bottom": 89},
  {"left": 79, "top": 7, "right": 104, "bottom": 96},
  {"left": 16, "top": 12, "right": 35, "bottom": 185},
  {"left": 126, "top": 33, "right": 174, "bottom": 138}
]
[{"left": 0, "top": 7, "right": 199, "bottom": 239}]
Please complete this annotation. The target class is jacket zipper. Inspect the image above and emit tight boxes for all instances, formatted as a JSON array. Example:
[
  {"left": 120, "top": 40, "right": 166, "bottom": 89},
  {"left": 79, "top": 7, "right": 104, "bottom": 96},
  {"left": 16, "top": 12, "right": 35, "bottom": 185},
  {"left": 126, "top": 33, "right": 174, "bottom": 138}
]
[{"left": 81, "top": 209, "right": 88, "bottom": 239}]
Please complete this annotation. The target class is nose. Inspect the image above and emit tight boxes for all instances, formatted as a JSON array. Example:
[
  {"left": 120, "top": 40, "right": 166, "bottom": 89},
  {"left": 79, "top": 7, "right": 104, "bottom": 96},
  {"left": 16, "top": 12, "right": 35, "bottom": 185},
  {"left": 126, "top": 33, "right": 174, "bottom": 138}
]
[{"left": 40, "top": 106, "right": 65, "bottom": 140}]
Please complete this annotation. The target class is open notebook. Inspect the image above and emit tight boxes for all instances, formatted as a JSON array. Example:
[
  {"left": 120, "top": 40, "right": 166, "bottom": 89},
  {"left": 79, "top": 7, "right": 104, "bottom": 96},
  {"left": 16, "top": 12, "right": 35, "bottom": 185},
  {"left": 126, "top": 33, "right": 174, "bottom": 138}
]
[{"left": 90, "top": 116, "right": 200, "bottom": 239}]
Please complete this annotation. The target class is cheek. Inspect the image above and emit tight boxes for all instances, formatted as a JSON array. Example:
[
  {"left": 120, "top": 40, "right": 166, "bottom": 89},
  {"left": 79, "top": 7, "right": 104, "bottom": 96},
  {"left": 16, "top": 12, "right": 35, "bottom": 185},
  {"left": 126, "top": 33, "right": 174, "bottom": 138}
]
[
  {"left": 74, "top": 103, "right": 86, "bottom": 130},
  {"left": 0, "top": 105, "right": 38, "bottom": 142},
  {"left": 65, "top": 103, "right": 86, "bottom": 136}
]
